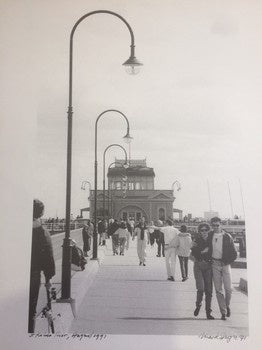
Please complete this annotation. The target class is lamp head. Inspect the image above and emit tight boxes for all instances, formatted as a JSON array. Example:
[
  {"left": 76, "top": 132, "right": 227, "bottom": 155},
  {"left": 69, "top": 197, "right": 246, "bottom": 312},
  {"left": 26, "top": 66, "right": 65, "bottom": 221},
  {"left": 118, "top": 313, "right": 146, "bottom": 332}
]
[
  {"left": 123, "top": 162, "right": 129, "bottom": 169},
  {"left": 123, "top": 132, "right": 133, "bottom": 144},
  {"left": 122, "top": 56, "right": 143, "bottom": 75}
]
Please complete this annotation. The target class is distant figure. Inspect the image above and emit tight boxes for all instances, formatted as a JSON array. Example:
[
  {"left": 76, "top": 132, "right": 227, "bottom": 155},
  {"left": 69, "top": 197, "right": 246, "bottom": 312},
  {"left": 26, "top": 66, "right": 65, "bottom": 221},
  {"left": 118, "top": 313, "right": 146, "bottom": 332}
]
[
  {"left": 108, "top": 219, "right": 119, "bottom": 255},
  {"left": 126, "top": 220, "right": 133, "bottom": 250},
  {"left": 129, "top": 217, "right": 135, "bottom": 230},
  {"left": 98, "top": 219, "right": 106, "bottom": 246},
  {"left": 210, "top": 217, "right": 237, "bottom": 320},
  {"left": 191, "top": 223, "right": 214, "bottom": 320},
  {"left": 148, "top": 221, "right": 155, "bottom": 247},
  {"left": 154, "top": 220, "right": 165, "bottom": 257},
  {"left": 133, "top": 217, "right": 148, "bottom": 266},
  {"left": 115, "top": 222, "right": 129, "bottom": 256},
  {"left": 82, "top": 220, "right": 93, "bottom": 257},
  {"left": 177, "top": 225, "right": 192, "bottom": 281},
  {"left": 82, "top": 222, "right": 89, "bottom": 257},
  {"left": 28, "top": 199, "right": 55, "bottom": 333}
]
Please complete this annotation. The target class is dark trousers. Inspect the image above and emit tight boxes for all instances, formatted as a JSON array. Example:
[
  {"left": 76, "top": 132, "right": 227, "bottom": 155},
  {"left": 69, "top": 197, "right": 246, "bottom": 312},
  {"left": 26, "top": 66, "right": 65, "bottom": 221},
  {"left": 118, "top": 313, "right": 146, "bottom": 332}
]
[
  {"left": 149, "top": 233, "right": 155, "bottom": 246},
  {"left": 28, "top": 270, "right": 41, "bottom": 333},
  {"left": 178, "top": 256, "right": 189, "bottom": 278},
  {"left": 157, "top": 240, "right": 165, "bottom": 257},
  {"left": 193, "top": 261, "right": 213, "bottom": 312},
  {"left": 83, "top": 237, "right": 91, "bottom": 254}
]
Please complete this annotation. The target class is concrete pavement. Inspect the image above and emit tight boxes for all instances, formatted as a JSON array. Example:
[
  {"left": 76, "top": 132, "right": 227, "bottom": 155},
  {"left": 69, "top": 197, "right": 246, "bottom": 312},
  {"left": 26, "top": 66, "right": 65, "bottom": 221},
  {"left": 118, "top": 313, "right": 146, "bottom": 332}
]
[{"left": 69, "top": 238, "right": 248, "bottom": 336}]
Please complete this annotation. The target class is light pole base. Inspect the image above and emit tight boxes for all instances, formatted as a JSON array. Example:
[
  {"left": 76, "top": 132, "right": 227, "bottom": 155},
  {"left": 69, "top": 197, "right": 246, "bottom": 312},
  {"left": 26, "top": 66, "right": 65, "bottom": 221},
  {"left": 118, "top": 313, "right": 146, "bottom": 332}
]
[{"left": 56, "top": 297, "right": 76, "bottom": 318}]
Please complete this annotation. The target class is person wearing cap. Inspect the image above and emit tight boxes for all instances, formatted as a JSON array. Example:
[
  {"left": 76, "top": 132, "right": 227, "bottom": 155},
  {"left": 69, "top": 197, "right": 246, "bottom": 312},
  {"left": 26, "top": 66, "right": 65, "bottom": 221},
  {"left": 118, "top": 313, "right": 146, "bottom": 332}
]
[
  {"left": 149, "top": 219, "right": 179, "bottom": 281},
  {"left": 210, "top": 217, "right": 237, "bottom": 320},
  {"left": 28, "top": 199, "right": 55, "bottom": 333}
]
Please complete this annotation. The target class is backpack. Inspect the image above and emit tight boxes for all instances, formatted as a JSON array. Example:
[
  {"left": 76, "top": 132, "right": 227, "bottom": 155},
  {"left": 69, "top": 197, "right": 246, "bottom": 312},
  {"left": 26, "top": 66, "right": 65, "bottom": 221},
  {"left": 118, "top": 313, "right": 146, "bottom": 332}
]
[{"left": 71, "top": 245, "right": 87, "bottom": 270}]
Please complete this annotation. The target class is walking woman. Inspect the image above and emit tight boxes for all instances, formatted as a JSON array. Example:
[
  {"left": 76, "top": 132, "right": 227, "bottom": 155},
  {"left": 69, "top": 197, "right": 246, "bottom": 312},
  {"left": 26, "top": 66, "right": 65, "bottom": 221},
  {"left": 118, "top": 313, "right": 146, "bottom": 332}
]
[
  {"left": 191, "top": 223, "right": 214, "bottom": 320},
  {"left": 177, "top": 225, "right": 192, "bottom": 281},
  {"left": 115, "top": 221, "right": 129, "bottom": 256}
]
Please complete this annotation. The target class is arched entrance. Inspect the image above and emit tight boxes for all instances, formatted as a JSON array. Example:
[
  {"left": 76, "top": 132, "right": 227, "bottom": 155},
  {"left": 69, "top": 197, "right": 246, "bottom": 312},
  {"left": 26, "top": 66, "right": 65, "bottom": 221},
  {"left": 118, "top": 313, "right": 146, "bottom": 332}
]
[{"left": 116, "top": 205, "right": 148, "bottom": 222}]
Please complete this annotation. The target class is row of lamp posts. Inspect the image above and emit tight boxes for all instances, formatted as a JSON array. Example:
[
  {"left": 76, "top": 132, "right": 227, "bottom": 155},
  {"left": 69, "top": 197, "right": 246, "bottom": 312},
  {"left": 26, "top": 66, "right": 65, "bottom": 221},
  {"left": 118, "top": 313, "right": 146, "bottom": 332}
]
[{"left": 61, "top": 10, "right": 142, "bottom": 303}]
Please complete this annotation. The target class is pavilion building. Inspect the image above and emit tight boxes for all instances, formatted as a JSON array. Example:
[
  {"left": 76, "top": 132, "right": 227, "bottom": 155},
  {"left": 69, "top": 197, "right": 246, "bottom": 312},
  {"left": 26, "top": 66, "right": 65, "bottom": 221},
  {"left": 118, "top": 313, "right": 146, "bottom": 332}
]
[{"left": 88, "top": 159, "right": 182, "bottom": 222}]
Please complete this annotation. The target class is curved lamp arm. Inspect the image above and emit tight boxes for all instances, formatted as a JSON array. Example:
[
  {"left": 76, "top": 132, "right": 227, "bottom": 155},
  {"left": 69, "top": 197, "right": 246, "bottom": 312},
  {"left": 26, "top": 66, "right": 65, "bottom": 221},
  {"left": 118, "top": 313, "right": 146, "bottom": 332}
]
[
  {"left": 172, "top": 180, "right": 181, "bottom": 192},
  {"left": 81, "top": 180, "right": 91, "bottom": 190},
  {"left": 95, "top": 109, "right": 132, "bottom": 159},
  {"left": 69, "top": 10, "right": 142, "bottom": 106},
  {"left": 103, "top": 144, "right": 128, "bottom": 182}
]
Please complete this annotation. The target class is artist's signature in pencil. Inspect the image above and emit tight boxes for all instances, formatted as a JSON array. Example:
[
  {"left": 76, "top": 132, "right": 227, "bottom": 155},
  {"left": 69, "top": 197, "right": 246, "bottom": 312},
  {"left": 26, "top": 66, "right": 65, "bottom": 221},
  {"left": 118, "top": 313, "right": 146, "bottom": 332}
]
[{"left": 199, "top": 333, "right": 247, "bottom": 342}]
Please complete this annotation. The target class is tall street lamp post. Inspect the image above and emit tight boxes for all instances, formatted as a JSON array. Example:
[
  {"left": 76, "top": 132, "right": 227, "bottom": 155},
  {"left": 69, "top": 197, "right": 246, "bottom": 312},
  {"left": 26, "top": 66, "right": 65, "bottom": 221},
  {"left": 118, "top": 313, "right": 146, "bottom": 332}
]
[
  {"left": 107, "top": 162, "right": 127, "bottom": 218},
  {"left": 103, "top": 144, "right": 128, "bottom": 221},
  {"left": 94, "top": 109, "right": 132, "bottom": 260},
  {"left": 62, "top": 10, "right": 142, "bottom": 302}
]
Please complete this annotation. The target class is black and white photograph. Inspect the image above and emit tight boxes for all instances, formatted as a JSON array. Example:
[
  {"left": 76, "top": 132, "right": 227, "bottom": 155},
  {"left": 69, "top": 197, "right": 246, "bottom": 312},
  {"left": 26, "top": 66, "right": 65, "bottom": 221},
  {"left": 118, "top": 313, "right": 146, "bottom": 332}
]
[{"left": 1, "top": 0, "right": 262, "bottom": 349}]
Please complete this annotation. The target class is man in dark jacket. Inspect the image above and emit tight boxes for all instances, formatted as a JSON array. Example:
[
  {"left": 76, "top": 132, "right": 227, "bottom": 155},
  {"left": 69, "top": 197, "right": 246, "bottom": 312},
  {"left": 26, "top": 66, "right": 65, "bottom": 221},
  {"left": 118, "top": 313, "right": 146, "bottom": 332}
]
[
  {"left": 28, "top": 199, "right": 55, "bottom": 333},
  {"left": 210, "top": 217, "right": 237, "bottom": 320},
  {"left": 108, "top": 219, "right": 119, "bottom": 255}
]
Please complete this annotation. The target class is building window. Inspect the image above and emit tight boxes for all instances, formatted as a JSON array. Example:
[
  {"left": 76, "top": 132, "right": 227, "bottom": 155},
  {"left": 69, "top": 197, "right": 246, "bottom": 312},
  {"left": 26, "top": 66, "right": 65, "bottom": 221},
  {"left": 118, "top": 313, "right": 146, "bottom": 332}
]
[
  {"left": 135, "top": 182, "right": 140, "bottom": 190},
  {"left": 159, "top": 208, "right": 165, "bottom": 221},
  {"left": 128, "top": 182, "right": 134, "bottom": 190}
]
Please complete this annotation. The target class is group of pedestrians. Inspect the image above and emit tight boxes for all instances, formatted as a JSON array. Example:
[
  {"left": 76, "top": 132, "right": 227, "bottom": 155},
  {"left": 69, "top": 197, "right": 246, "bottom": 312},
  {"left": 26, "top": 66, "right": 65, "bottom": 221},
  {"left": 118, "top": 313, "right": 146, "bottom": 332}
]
[
  {"left": 191, "top": 217, "right": 237, "bottom": 321},
  {"left": 107, "top": 215, "right": 237, "bottom": 321},
  {"left": 29, "top": 199, "right": 238, "bottom": 334}
]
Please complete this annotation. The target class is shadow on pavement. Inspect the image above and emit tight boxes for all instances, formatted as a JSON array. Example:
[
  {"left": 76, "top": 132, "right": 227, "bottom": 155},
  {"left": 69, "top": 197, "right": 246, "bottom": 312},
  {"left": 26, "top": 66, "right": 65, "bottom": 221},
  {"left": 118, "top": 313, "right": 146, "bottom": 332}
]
[{"left": 118, "top": 317, "right": 209, "bottom": 321}]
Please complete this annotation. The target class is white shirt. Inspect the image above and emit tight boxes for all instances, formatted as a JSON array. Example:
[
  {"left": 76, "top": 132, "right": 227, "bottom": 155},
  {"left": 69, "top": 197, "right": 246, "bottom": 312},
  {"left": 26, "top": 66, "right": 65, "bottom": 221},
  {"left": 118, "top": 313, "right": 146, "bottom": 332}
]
[
  {"left": 160, "top": 226, "right": 179, "bottom": 246},
  {"left": 212, "top": 232, "right": 224, "bottom": 259}
]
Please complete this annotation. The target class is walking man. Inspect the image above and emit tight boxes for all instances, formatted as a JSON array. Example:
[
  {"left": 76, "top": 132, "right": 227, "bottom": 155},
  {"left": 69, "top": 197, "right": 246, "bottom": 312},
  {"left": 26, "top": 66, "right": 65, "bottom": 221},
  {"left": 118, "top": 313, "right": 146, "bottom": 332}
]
[
  {"left": 210, "top": 217, "right": 237, "bottom": 320},
  {"left": 155, "top": 220, "right": 165, "bottom": 257},
  {"left": 108, "top": 219, "right": 119, "bottom": 255},
  {"left": 29, "top": 199, "right": 55, "bottom": 333},
  {"left": 150, "top": 219, "right": 179, "bottom": 281},
  {"left": 133, "top": 217, "right": 148, "bottom": 266}
]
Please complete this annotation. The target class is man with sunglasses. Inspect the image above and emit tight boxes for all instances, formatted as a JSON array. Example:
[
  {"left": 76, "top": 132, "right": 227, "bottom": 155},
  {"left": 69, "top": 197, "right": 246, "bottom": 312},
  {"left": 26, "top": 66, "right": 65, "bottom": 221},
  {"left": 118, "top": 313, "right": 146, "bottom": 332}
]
[{"left": 210, "top": 217, "right": 237, "bottom": 320}]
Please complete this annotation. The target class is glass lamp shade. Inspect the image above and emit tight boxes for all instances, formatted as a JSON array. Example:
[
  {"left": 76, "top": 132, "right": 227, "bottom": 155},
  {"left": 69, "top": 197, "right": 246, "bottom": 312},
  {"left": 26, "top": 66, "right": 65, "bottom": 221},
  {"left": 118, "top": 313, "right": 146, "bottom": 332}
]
[
  {"left": 123, "top": 133, "right": 133, "bottom": 144},
  {"left": 122, "top": 56, "right": 143, "bottom": 75}
]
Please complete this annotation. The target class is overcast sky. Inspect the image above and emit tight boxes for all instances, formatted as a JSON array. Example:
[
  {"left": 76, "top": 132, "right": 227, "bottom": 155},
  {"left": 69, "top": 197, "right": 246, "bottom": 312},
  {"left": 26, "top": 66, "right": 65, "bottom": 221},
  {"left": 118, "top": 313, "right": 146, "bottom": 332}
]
[{"left": 3, "top": 0, "right": 262, "bottom": 219}]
